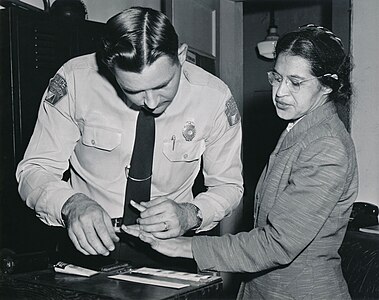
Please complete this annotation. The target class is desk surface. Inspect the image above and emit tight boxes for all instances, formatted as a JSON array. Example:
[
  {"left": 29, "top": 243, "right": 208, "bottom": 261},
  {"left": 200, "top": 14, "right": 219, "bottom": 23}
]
[{"left": 0, "top": 268, "right": 222, "bottom": 300}]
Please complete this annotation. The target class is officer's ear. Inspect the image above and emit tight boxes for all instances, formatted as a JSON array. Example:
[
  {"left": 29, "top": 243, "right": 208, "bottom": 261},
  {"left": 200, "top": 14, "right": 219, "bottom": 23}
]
[{"left": 178, "top": 43, "right": 188, "bottom": 66}]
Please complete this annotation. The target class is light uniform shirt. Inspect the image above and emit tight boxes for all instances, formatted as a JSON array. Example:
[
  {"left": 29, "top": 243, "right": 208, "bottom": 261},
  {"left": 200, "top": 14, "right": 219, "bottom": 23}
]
[{"left": 16, "top": 53, "right": 243, "bottom": 231}]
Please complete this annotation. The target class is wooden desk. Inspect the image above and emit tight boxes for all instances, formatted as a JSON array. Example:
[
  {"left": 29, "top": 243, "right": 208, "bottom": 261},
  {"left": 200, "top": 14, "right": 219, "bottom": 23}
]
[{"left": 0, "top": 268, "right": 222, "bottom": 299}]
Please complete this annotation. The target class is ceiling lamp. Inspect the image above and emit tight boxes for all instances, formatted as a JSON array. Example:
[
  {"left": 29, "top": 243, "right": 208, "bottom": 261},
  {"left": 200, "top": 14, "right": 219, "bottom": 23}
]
[{"left": 257, "top": 10, "right": 279, "bottom": 59}]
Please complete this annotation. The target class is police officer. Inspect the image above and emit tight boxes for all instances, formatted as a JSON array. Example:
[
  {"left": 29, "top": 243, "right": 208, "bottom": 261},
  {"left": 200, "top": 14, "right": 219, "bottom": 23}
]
[{"left": 16, "top": 7, "right": 243, "bottom": 262}]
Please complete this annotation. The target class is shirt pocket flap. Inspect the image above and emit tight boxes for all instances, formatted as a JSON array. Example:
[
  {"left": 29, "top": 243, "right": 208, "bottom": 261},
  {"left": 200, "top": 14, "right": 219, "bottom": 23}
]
[
  {"left": 82, "top": 126, "right": 121, "bottom": 151},
  {"left": 163, "top": 140, "right": 205, "bottom": 162}
]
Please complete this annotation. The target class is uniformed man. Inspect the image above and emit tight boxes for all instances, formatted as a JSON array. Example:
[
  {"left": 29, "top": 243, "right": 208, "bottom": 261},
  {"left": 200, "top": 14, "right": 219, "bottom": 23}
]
[{"left": 16, "top": 7, "right": 243, "bottom": 264}]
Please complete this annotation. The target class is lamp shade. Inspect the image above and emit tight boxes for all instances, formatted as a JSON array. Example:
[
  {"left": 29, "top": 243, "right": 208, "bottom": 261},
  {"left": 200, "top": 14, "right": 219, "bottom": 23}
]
[
  {"left": 257, "top": 40, "right": 277, "bottom": 59},
  {"left": 257, "top": 25, "right": 279, "bottom": 59}
]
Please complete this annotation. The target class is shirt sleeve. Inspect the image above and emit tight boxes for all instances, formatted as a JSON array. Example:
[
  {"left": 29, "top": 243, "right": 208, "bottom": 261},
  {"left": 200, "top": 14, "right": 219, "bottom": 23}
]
[
  {"left": 192, "top": 137, "right": 351, "bottom": 272},
  {"left": 16, "top": 66, "right": 80, "bottom": 226},
  {"left": 193, "top": 88, "right": 244, "bottom": 232}
]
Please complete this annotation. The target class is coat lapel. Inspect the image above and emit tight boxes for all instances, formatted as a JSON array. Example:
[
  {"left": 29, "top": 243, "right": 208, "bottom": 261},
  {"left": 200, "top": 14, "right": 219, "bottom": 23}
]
[{"left": 278, "top": 101, "right": 337, "bottom": 153}]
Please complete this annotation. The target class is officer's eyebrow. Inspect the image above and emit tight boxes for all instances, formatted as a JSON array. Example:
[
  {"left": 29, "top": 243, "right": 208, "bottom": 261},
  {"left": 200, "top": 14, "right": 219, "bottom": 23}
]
[{"left": 121, "top": 76, "right": 172, "bottom": 94}]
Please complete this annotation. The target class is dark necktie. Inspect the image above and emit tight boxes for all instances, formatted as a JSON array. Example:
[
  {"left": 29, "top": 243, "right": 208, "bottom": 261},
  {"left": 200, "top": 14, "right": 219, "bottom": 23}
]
[{"left": 122, "top": 110, "right": 155, "bottom": 226}]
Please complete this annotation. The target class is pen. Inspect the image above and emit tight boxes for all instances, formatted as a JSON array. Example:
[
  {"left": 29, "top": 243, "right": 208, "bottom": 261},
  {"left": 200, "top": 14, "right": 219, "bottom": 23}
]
[{"left": 171, "top": 135, "right": 176, "bottom": 151}]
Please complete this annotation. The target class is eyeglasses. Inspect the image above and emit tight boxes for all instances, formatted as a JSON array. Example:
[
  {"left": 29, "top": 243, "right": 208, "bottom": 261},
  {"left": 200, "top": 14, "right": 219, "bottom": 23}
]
[{"left": 267, "top": 70, "right": 336, "bottom": 93}]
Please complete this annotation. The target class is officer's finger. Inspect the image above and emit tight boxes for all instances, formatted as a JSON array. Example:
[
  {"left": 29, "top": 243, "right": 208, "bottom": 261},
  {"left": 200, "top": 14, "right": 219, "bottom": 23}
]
[
  {"left": 140, "top": 201, "right": 175, "bottom": 218},
  {"left": 139, "top": 220, "right": 180, "bottom": 235},
  {"left": 70, "top": 225, "right": 98, "bottom": 255},
  {"left": 130, "top": 200, "right": 146, "bottom": 212},
  {"left": 67, "top": 230, "right": 91, "bottom": 255},
  {"left": 137, "top": 212, "right": 167, "bottom": 226},
  {"left": 94, "top": 220, "right": 117, "bottom": 253},
  {"left": 140, "top": 197, "right": 169, "bottom": 208},
  {"left": 138, "top": 222, "right": 165, "bottom": 233},
  {"left": 82, "top": 223, "right": 111, "bottom": 256},
  {"left": 104, "top": 216, "right": 120, "bottom": 243}
]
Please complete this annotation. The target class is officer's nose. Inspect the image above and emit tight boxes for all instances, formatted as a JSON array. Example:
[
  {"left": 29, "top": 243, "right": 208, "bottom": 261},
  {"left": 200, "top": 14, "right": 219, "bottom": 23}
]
[{"left": 144, "top": 90, "right": 159, "bottom": 110}]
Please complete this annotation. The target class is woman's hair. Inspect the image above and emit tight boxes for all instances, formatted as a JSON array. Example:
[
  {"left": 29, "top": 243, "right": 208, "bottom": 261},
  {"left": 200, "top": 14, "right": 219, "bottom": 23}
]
[
  {"left": 275, "top": 24, "right": 353, "bottom": 105},
  {"left": 97, "top": 6, "right": 179, "bottom": 73}
]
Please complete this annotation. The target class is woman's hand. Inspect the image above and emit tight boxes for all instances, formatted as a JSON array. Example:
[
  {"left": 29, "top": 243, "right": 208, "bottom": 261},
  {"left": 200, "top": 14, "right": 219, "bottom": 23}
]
[{"left": 122, "top": 224, "right": 193, "bottom": 258}]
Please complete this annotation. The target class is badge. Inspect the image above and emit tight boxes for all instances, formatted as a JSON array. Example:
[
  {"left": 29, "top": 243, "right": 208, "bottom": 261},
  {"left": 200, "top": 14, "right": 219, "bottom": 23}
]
[
  {"left": 45, "top": 73, "right": 67, "bottom": 105},
  {"left": 182, "top": 121, "right": 196, "bottom": 141},
  {"left": 225, "top": 96, "right": 240, "bottom": 126}
]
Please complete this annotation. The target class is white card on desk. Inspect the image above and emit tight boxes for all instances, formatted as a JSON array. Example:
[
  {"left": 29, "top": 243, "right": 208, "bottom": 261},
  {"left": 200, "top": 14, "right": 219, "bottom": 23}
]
[
  {"left": 108, "top": 274, "right": 190, "bottom": 289},
  {"left": 54, "top": 262, "right": 99, "bottom": 277}
]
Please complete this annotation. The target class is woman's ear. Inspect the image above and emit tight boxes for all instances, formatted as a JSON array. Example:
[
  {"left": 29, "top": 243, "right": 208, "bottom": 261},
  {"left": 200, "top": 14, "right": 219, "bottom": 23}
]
[
  {"left": 178, "top": 43, "right": 188, "bottom": 66},
  {"left": 322, "top": 85, "right": 333, "bottom": 96}
]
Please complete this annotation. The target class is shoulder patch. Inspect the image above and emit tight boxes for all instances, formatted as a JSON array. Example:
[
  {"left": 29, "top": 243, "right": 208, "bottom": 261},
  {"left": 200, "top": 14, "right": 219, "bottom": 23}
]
[
  {"left": 225, "top": 96, "right": 241, "bottom": 126},
  {"left": 45, "top": 73, "right": 67, "bottom": 105}
]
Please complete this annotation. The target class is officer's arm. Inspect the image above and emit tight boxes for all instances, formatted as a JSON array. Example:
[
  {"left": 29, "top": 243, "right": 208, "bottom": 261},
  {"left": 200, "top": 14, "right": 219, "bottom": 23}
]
[
  {"left": 192, "top": 92, "right": 243, "bottom": 232},
  {"left": 16, "top": 68, "right": 79, "bottom": 226}
]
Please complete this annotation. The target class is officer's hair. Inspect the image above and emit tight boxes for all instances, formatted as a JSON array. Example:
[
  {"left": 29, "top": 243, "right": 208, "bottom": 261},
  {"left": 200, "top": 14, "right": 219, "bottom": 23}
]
[{"left": 98, "top": 6, "right": 179, "bottom": 73}]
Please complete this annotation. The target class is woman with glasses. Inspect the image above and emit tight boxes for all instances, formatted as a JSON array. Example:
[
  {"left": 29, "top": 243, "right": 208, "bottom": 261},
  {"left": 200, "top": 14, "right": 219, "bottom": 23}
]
[{"left": 124, "top": 24, "right": 358, "bottom": 300}]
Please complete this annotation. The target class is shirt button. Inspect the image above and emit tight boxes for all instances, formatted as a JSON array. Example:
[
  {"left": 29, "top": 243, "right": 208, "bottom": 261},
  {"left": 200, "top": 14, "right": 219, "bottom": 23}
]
[
  {"left": 183, "top": 154, "right": 188, "bottom": 159},
  {"left": 91, "top": 139, "right": 95, "bottom": 145}
]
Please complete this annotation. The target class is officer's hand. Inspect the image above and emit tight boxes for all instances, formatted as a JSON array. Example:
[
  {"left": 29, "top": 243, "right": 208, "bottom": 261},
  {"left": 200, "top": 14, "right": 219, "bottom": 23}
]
[
  {"left": 61, "top": 193, "right": 119, "bottom": 256},
  {"left": 133, "top": 198, "right": 198, "bottom": 239},
  {"left": 121, "top": 224, "right": 193, "bottom": 259}
]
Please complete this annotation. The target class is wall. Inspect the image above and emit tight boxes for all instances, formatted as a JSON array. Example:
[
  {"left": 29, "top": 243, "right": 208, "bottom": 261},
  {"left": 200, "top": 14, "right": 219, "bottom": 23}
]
[
  {"left": 14, "top": 0, "right": 44, "bottom": 9},
  {"left": 82, "top": 0, "right": 161, "bottom": 23},
  {"left": 351, "top": 0, "right": 379, "bottom": 208},
  {"left": 16, "top": 0, "right": 161, "bottom": 22}
]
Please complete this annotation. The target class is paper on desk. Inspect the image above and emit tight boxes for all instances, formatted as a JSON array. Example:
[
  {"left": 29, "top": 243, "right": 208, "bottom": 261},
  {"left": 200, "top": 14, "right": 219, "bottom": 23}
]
[
  {"left": 132, "top": 267, "right": 213, "bottom": 282},
  {"left": 108, "top": 274, "right": 190, "bottom": 289}
]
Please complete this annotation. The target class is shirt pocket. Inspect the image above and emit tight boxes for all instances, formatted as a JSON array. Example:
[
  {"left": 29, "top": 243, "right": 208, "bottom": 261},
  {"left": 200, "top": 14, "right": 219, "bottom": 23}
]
[
  {"left": 163, "top": 139, "right": 205, "bottom": 162},
  {"left": 82, "top": 125, "right": 122, "bottom": 151}
]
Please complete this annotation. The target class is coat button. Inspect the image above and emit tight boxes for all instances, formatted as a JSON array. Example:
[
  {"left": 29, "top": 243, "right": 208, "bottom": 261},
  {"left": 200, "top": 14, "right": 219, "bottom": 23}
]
[
  {"left": 183, "top": 154, "right": 188, "bottom": 159},
  {"left": 91, "top": 139, "right": 95, "bottom": 145}
]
